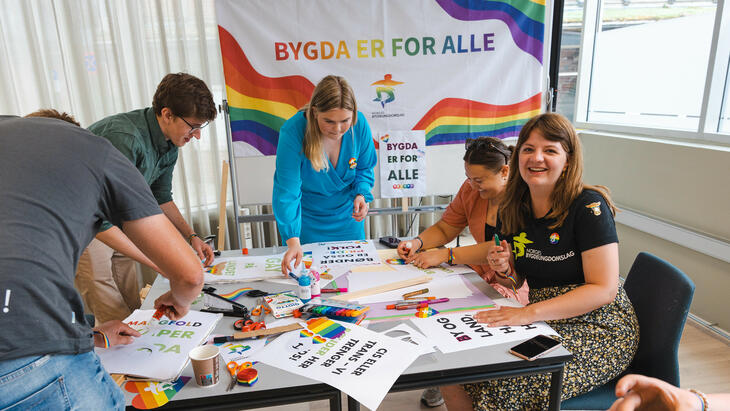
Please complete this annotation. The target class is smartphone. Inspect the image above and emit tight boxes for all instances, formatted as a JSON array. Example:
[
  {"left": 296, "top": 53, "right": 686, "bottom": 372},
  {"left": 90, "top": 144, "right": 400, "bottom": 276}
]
[
  {"left": 509, "top": 335, "right": 561, "bottom": 361},
  {"left": 379, "top": 236, "right": 401, "bottom": 249}
]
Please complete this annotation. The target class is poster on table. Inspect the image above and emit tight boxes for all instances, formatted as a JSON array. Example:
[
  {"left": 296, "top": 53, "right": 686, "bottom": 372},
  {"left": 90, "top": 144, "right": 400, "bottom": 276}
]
[
  {"left": 311, "top": 239, "right": 380, "bottom": 267},
  {"left": 96, "top": 310, "right": 222, "bottom": 381},
  {"left": 203, "top": 253, "right": 290, "bottom": 283},
  {"left": 216, "top": 0, "right": 545, "bottom": 158},
  {"left": 412, "top": 311, "right": 557, "bottom": 354},
  {"left": 378, "top": 130, "right": 426, "bottom": 198},
  {"left": 256, "top": 317, "right": 421, "bottom": 410}
]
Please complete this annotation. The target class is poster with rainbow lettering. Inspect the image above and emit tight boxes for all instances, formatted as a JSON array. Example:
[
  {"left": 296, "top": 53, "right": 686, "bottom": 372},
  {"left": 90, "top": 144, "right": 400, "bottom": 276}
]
[{"left": 215, "top": 0, "right": 545, "bottom": 157}]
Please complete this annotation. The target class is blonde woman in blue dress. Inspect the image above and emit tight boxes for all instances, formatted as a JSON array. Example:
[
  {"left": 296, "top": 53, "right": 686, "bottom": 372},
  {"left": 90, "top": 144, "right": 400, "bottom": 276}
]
[{"left": 273, "top": 75, "right": 377, "bottom": 274}]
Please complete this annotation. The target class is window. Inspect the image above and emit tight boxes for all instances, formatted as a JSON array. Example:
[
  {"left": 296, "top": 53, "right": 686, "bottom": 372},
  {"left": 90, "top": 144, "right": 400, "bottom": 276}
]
[{"left": 571, "top": 0, "right": 730, "bottom": 142}]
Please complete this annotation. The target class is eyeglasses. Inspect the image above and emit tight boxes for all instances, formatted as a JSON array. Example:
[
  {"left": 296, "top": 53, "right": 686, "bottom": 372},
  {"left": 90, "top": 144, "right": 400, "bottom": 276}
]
[
  {"left": 179, "top": 116, "right": 210, "bottom": 134},
  {"left": 464, "top": 137, "right": 510, "bottom": 163}
]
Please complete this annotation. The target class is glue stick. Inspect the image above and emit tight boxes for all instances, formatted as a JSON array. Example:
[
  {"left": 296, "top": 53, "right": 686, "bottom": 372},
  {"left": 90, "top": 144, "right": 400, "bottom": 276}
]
[
  {"left": 309, "top": 266, "right": 322, "bottom": 301},
  {"left": 297, "top": 275, "right": 311, "bottom": 303}
]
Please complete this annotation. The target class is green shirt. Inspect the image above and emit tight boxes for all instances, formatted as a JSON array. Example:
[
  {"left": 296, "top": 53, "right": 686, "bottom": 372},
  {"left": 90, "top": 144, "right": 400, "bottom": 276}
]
[{"left": 88, "top": 107, "right": 177, "bottom": 231}]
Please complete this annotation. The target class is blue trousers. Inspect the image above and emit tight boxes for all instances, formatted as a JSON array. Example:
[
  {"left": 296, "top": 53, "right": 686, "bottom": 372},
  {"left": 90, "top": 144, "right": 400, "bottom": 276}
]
[{"left": 0, "top": 351, "right": 124, "bottom": 410}]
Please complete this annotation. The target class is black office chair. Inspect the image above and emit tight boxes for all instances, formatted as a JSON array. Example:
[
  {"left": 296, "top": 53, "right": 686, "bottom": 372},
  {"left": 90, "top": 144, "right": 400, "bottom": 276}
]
[{"left": 561, "top": 252, "right": 695, "bottom": 410}]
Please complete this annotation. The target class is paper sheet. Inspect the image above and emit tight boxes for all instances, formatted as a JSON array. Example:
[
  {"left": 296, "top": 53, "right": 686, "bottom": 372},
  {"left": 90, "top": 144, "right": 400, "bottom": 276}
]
[
  {"left": 203, "top": 253, "right": 286, "bottom": 283},
  {"left": 256, "top": 318, "right": 421, "bottom": 411},
  {"left": 309, "top": 239, "right": 380, "bottom": 267},
  {"left": 96, "top": 310, "right": 222, "bottom": 381},
  {"left": 354, "top": 274, "right": 473, "bottom": 304},
  {"left": 411, "top": 312, "right": 558, "bottom": 354}
]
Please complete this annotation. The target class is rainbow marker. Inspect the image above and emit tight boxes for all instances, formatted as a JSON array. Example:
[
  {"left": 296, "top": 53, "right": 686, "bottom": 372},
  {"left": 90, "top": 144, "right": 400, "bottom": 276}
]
[
  {"left": 219, "top": 287, "right": 253, "bottom": 301},
  {"left": 386, "top": 258, "right": 407, "bottom": 265}
]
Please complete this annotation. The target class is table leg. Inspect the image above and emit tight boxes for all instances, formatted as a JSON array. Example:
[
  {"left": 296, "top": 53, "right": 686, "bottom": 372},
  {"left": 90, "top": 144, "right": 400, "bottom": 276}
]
[
  {"left": 547, "top": 365, "right": 565, "bottom": 411},
  {"left": 329, "top": 391, "right": 342, "bottom": 411},
  {"left": 347, "top": 395, "right": 360, "bottom": 411}
]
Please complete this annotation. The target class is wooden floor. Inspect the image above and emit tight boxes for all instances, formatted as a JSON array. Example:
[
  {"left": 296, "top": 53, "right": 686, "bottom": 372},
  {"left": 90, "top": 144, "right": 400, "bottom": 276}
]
[{"left": 245, "top": 318, "right": 729, "bottom": 411}]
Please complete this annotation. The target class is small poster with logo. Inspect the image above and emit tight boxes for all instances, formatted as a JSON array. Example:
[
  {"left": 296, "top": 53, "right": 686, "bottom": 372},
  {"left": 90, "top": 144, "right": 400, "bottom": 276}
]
[{"left": 378, "top": 130, "right": 426, "bottom": 198}]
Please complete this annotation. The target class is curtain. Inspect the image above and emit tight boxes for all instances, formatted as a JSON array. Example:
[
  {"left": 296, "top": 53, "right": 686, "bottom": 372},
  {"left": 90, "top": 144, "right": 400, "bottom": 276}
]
[
  {"left": 0, "top": 0, "right": 239, "bottom": 248},
  {"left": 0, "top": 0, "right": 452, "bottom": 249}
]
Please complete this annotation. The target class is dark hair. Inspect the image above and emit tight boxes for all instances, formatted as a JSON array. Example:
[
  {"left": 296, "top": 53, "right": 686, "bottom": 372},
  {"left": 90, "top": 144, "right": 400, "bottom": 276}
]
[
  {"left": 24, "top": 109, "right": 80, "bottom": 126},
  {"left": 152, "top": 73, "right": 217, "bottom": 121},
  {"left": 500, "top": 113, "right": 616, "bottom": 233},
  {"left": 463, "top": 136, "right": 514, "bottom": 173}
]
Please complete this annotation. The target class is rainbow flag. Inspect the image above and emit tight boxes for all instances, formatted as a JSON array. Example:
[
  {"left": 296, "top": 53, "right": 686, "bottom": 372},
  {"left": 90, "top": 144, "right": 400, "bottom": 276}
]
[
  {"left": 219, "top": 27, "right": 314, "bottom": 155},
  {"left": 306, "top": 317, "right": 347, "bottom": 340},
  {"left": 125, "top": 376, "right": 190, "bottom": 409},
  {"left": 436, "top": 0, "right": 545, "bottom": 62},
  {"left": 413, "top": 93, "right": 542, "bottom": 145}
]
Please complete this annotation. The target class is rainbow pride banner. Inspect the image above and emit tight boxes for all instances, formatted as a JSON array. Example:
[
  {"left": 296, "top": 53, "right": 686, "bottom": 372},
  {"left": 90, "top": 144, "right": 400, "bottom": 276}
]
[{"left": 216, "top": 0, "right": 545, "bottom": 156}]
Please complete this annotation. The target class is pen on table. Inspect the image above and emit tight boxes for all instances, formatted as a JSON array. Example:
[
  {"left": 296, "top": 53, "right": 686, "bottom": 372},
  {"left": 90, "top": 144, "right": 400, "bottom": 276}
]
[
  {"left": 405, "top": 296, "right": 436, "bottom": 300},
  {"left": 321, "top": 288, "right": 348, "bottom": 293},
  {"left": 395, "top": 302, "right": 428, "bottom": 310},
  {"left": 386, "top": 298, "right": 449, "bottom": 309},
  {"left": 402, "top": 288, "right": 428, "bottom": 299}
]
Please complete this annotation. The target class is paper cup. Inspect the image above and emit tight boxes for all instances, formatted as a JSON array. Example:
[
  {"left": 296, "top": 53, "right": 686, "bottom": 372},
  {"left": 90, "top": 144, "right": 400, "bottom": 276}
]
[{"left": 189, "top": 345, "right": 220, "bottom": 387}]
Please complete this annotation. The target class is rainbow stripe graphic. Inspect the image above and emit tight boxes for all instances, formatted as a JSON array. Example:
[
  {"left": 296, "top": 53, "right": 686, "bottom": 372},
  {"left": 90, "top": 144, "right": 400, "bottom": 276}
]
[
  {"left": 219, "top": 27, "right": 315, "bottom": 155},
  {"left": 413, "top": 93, "right": 542, "bottom": 146},
  {"left": 436, "top": 0, "right": 545, "bottom": 63},
  {"left": 205, "top": 262, "right": 227, "bottom": 275},
  {"left": 306, "top": 317, "right": 347, "bottom": 340},
  {"left": 219, "top": 287, "right": 253, "bottom": 301},
  {"left": 125, "top": 376, "right": 190, "bottom": 409}
]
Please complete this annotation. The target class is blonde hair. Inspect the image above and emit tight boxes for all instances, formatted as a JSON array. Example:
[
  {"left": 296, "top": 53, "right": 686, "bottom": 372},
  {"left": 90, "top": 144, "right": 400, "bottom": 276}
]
[
  {"left": 500, "top": 113, "right": 617, "bottom": 234},
  {"left": 302, "top": 75, "right": 357, "bottom": 171}
]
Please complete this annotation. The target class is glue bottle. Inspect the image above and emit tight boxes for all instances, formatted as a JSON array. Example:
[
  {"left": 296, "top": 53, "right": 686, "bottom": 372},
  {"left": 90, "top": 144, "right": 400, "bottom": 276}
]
[
  {"left": 297, "top": 274, "right": 311, "bottom": 303},
  {"left": 309, "top": 266, "right": 322, "bottom": 302}
]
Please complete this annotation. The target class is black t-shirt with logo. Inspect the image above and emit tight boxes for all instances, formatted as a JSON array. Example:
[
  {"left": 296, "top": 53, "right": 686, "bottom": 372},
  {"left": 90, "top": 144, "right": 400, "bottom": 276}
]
[{"left": 503, "top": 189, "right": 618, "bottom": 289}]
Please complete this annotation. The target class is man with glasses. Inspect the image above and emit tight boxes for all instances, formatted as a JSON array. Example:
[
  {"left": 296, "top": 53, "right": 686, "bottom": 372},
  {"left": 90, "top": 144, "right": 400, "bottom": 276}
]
[{"left": 76, "top": 72, "right": 217, "bottom": 324}]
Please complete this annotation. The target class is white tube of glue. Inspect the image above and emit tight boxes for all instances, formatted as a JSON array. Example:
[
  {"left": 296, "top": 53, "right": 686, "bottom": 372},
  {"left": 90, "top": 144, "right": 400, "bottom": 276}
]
[{"left": 309, "top": 265, "right": 322, "bottom": 302}]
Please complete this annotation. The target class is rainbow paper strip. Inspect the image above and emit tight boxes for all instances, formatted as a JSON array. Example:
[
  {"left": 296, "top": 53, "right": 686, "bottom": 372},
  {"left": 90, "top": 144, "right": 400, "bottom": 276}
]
[
  {"left": 219, "top": 26, "right": 315, "bottom": 155},
  {"left": 125, "top": 376, "right": 191, "bottom": 409},
  {"left": 435, "top": 0, "right": 545, "bottom": 63},
  {"left": 307, "top": 317, "right": 347, "bottom": 340},
  {"left": 219, "top": 287, "right": 253, "bottom": 301},
  {"left": 413, "top": 93, "right": 542, "bottom": 146}
]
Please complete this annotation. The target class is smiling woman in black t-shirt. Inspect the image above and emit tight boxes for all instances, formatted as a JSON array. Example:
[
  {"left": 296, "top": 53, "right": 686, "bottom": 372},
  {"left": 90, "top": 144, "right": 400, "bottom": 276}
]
[{"left": 440, "top": 113, "right": 639, "bottom": 411}]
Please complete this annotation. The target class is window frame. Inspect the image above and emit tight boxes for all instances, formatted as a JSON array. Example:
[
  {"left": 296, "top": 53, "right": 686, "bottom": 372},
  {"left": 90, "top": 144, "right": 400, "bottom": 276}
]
[{"left": 572, "top": 0, "right": 730, "bottom": 145}]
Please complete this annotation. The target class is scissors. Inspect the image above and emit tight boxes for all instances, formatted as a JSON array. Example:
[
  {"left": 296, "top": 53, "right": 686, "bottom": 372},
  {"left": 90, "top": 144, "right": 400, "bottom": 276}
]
[
  {"left": 233, "top": 318, "right": 266, "bottom": 332},
  {"left": 225, "top": 361, "right": 253, "bottom": 391},
  {"left": 250, "top": 297, "right": 271, "bottom": 319}
]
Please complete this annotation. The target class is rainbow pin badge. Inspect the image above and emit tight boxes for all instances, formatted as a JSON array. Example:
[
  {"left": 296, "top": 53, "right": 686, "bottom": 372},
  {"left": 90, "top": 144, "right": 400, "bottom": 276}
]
[
  {"left": 348, "top": 158, "right": 357, "bottom": 169},
  {"left": 585, "top": 201, "right": 602, "bottom": 216},
  {"left": 549, "top": 232, "right": 560, "bottom": 244}
]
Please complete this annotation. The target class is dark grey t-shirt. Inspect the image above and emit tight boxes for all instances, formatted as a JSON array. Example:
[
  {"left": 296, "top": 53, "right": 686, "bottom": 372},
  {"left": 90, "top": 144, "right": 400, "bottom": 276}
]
[{"left": 0, "top": 116, "right": 162, "bottom": 360}]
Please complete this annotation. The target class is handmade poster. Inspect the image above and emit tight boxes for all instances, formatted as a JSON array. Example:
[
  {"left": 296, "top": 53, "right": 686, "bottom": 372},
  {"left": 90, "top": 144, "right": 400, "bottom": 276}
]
[
  {"left": 379, "top": 130, "right": 426, "bottom": 198},
  {"left": 256, "top": 317, "right": 421, "bottom": 410},
  {"left": 96, "top": 310, "right": 222, "bottom": 381},
  {"left": 378, "top": 249, "right": 475, "bottom": 277},
  {"left": 124, "top": 377, "right": 191, "bottom": 409},
  {"left": 204, "top": 254, "right": 286, "bottom": 283},
  {"left": 311, "top": 240, "right": 380, "bottom": 267},
  {"left": 412, "top": 312, "right": 557, "bottom": 354}
]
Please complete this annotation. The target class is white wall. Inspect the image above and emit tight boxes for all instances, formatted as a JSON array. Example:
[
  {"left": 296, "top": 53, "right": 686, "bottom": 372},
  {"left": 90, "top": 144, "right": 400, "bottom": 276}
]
[{"left": 580, "top": 131, "right": 730, "bottom": 330}]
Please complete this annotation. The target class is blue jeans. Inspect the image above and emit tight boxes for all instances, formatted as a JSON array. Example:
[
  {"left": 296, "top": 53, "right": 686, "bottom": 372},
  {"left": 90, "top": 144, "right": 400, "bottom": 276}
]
[{"left": 0, "top": 351, "right": 124, "bottom": 410}]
